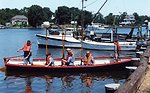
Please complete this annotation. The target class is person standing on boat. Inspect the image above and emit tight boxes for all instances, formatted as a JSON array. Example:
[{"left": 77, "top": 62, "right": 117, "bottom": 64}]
[
  {"left": 17, "top": 40, "right": 33, "bottom": 65},
  {"left": 82, "top": 51, "right": 95, "bottom": 65},
  {"left": 114, "top": 40, "right": 121, "bottom": 61},
  {"left": 45, "top": 53, "right": 54, "bottom": 66},
  {"left": 62, "top": 48, "right": 75, "bottom": 66}
]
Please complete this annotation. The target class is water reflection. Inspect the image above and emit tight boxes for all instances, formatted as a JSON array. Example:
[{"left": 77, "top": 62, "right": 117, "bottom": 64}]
[
  {"left": 80, "top": 74, "right": 93, "bottom": 93},
  {"left": 44, "top": 75, "right": 53, "bottom": 93},
  {"left": 4, "top": 70, "right": 130, "bottom": 93},
  {"left": 25, "top": 77, "right": 33, "bottom": 93}
]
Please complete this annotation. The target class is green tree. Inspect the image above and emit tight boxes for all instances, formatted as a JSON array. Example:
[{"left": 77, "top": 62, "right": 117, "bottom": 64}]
[
  {"left": 27, "top": 5, "right": 44, "bottom": 27},
  {"left": 105, "top": 13, "right": 115, "bottom": 25},
  {"left": 55, "top": 6, "right": 71, "bottom": 25},
  {"left": 43, "top": 7, "right": 53, "bottom": 22},
  {"left": 92, "top": 13, "right": 105, "bottom": 24},
  {"left": 0, "top": 8, "right": 22, "bottom": 25},
  {"left": 84, "top": 10, "right": 93, "bottom": 26},
  {"left": 77, "top": 10, "right": 93, "bottom": 27},
  {"left": 139, "top": 15, "right": 150, "bottom": 25},
  {"left": 20, "top": 7, "right": 29, "bottom": 16},
  {"left": 70, "top": 7, "right": 80, "bottom": 22},
  {"left": 133, "top": 12, "right": 140, "bottom": 25}
]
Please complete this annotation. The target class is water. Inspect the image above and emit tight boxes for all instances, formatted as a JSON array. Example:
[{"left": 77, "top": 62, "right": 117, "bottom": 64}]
[{"left": 0, "top": 28, "right": 136, "bottom": 93}]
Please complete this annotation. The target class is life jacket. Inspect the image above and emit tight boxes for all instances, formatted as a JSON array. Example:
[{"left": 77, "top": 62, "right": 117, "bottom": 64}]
[
  {"left": 114, "top": 41, "right": 121, "bottom": 51},
  {"left": 45, "top": 56, "right": 50, "bottom": 65},
  {"left": 66, "top": 53, "right": 73, "bottom": 61},
  {"left": 23, "top": 42, "right": 31, "bottom": 52}
]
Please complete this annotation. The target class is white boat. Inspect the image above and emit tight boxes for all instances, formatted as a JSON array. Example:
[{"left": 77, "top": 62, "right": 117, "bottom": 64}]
[
  {"left": 36, "top": 33, "right": 81, "bottom": 48},
  {"left": 82, "top": 40, "right": 137, "bottom": 51},
  {"left": 36, "top": 33, "right": 137, "bottom": 51},
  {"left": 36, "top": 22, "right": 137, "bottom": 51}
]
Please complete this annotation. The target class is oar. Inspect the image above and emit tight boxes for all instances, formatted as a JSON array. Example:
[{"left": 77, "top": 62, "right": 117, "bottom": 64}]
[
  {"left": 0, "top": 67, "right": 6, "bottom": 72},
  {"left": 4, "top": 55, "right": 23, "bottom": 59},
  {"left": 62, "top": 32, "right": 65, "bottom": 59}
]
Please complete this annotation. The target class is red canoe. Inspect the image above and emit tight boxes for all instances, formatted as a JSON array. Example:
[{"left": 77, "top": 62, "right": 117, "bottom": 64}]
[{"left": 4, "top": 56, "right": 132, "bottom": 72}]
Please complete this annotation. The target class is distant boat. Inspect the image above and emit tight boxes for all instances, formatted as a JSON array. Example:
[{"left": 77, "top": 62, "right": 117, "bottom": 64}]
[
  {"left": 0, "top": 25, "right": 5, "bottom": 29},
  {"left": 4, "top": 56, "right": 132, "bottom": 72},
  {"left": 86, "top": 23, "right": 105, "bottom": 30}
]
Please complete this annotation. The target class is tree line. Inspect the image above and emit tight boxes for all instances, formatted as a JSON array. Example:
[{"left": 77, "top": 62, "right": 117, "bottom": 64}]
[{"left": 0, "top": 5, "right": 150, "bottom": 27}]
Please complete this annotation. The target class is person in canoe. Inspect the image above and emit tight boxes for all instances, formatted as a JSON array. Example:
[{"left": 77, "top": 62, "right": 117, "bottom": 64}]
[
  {"left": 45, "top": 53, "right": 54, "bottom": 66},
  {"left": 17, "top": 40, "right": 33, "bottom": 65},
  {"left": 82, "top": 51, "right": 95, "bottom": 65},
  {"left": 62, "top": 48, "right": 75, "bottom": 66}
]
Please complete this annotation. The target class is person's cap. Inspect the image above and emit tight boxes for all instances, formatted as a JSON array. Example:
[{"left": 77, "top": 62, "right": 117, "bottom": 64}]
[
  {"left": 66, "top": 48, "right": 72, "bottom": 51},
  {"left": 66, "top": 48, "right": 72, "bottom": 52},
  {"left": 86, "top": 51, "right": 90, "bottom": 54}
]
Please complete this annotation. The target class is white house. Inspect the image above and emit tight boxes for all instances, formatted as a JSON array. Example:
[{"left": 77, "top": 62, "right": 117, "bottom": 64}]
[{"left": 11, "top": 15, "right": 28, "bottom": 26}]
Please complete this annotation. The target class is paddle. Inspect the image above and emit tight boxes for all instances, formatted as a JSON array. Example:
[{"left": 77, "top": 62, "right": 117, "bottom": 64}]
[{"left": 0, "top": 67, "right": 6, "bottom": 72}]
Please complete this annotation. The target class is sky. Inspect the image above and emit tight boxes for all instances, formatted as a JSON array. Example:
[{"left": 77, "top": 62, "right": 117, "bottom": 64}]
[{"left": 0, "top": 0, "right": 150, "bottom": 17}]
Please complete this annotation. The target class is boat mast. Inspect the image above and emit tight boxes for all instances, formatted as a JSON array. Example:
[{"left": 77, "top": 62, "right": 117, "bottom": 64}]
[
  {"left": 43, "top": 22, "right": 50, "bottom": 55},
  {"left": 62, "top": 28, "right": 66, "bottom": 59},
  {"left": 80, "top": 0, "right": 85, "bottom": 58},
  {"left": 91, "top": 0, "right": 108, "bottom": 23}
]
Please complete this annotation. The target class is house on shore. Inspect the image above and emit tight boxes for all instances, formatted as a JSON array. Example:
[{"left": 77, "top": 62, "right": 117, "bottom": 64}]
[
  {"left": 119, "top": 15, "right": 135, "bottom": 26},
  {"left": 11, "top": 15, "right": 28, "bottom": 27}
]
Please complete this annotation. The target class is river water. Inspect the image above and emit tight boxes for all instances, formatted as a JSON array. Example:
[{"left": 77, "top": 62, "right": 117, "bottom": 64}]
[{"left": 0, "top": 28, "right": 137, "bottom": 93}]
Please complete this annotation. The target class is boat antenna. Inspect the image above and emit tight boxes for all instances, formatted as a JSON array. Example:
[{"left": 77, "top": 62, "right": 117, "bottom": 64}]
[{"left": 91, "top": 0, "right": 108, "bottom": 23}]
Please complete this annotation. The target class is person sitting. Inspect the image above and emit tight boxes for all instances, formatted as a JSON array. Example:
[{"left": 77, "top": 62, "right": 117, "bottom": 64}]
[
  {"left": 45, "top": 53, "right": 54, "bottom": 66},
  {"left": 82, "top": 51, "right": 95, "bottom": 65},
  {"left": 62, "top": 48, "right": 75, "bottom": 66}
]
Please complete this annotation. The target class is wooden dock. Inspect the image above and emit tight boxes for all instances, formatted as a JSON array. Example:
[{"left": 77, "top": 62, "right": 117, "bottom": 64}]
[{"left": 114, "top": 42, "right": 150, "bottom": 93}]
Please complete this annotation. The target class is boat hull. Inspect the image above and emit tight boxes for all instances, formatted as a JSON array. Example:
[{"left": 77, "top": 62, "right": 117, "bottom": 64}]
[
  {"left": 36, "top": 34, "right": 81, "bottom": 48},
  {"left": 4, "top": 57, "right": 132, "bottom": 73},
  {"left": 5, "top": 62, "right": 131, "bottom": 72}
]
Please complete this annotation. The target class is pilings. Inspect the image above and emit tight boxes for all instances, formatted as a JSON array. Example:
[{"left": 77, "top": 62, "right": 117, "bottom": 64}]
[{"left": 114, "top": 45, "right": 150, "bottom": 93}]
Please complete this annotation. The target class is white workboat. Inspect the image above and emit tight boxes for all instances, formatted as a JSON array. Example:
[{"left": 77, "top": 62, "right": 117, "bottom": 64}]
[
  {"left": 36, "top": 34, "right": 81, "bottom": 48},
  {"left": 36, "top": 33, "right": 137, "bottom": 51}
]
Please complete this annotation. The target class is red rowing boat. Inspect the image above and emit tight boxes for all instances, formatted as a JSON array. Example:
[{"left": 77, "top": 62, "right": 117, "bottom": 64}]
[{"left": 4, "top": 56, "right": 132, "bottom": 72}]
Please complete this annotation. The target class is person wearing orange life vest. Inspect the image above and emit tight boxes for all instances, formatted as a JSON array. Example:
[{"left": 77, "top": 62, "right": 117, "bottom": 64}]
[
  {"left": 18, "top": 40, "right": 33, "bottom": 65},
  {"left": 114, "top": 40, "right": 121, "bottom": 60},
  {"left": 82, "top": 51, "right": 95, "bottom": 65}
]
